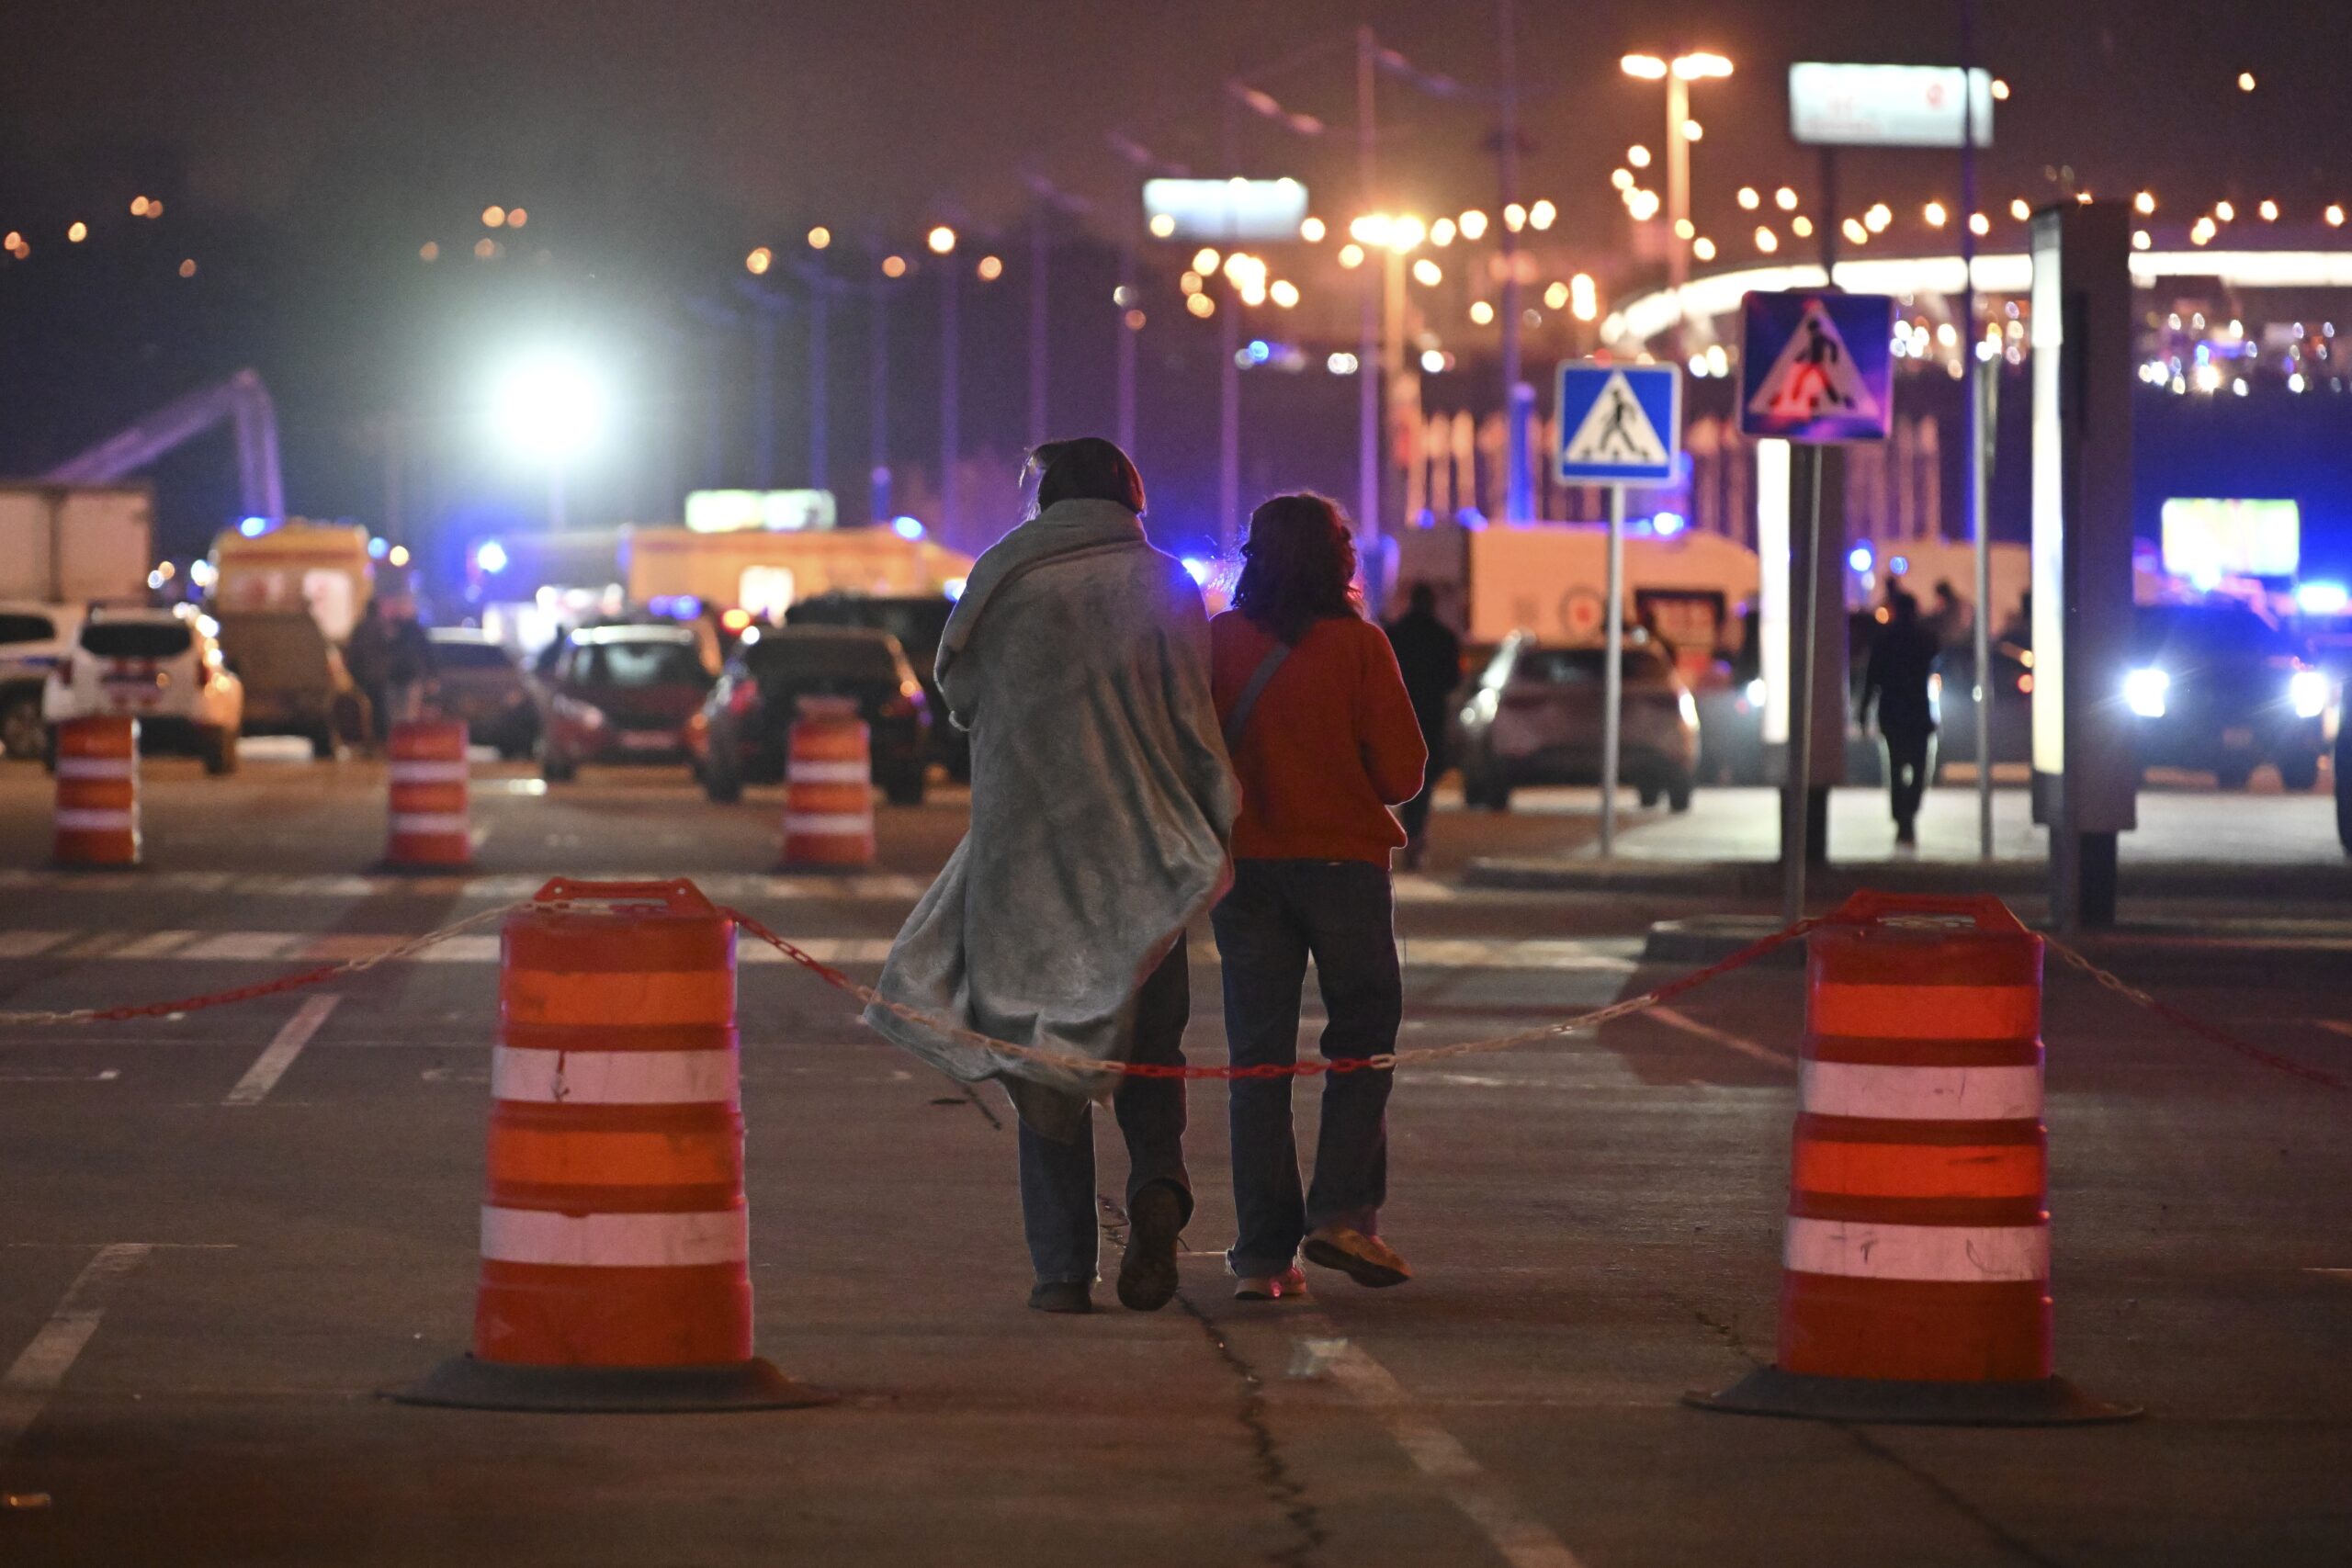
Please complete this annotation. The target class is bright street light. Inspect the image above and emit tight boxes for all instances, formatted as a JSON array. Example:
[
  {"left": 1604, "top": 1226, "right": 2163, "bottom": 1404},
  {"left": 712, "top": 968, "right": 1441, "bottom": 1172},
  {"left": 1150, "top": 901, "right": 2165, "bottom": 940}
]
[
  {"left": 490, "top": 350, "right": 610, "bottom": 532},
  {"left": 926, "top": 225, "right": 956, "bottom": 255},
  {"left": 1623, "top": 51, "right": 1734, "bottom": 356}
]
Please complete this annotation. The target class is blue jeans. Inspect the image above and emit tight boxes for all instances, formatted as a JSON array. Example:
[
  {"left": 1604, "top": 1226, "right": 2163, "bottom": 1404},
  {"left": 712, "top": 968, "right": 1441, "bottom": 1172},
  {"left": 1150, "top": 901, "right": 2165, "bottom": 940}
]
[
  {"left": 1016, "top": 943, "right": 1193, "bottom": 1285},
  {"left": 1211, "top": 859, "right": 1402, "bottom": 1278}
]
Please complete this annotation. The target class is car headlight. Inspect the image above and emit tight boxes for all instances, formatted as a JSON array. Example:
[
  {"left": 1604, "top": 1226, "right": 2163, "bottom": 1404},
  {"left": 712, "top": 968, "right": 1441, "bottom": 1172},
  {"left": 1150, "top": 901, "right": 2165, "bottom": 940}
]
[
  {"left": 2288, "top": 669, "right": 2329, "bottom": 720},
  {"left": 2123, "top": 667, "right": 2169, "bottom": 719},
  {"left": 1744, "top": 677, "right": 1766, "bottom": 708}
]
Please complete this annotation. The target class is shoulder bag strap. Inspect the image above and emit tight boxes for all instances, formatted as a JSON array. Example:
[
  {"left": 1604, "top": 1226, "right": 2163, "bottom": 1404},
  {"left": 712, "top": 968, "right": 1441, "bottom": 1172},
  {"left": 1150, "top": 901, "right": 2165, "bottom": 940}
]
[{"left": 1222, "top": 640, "right": 1293, "bottom": 751}]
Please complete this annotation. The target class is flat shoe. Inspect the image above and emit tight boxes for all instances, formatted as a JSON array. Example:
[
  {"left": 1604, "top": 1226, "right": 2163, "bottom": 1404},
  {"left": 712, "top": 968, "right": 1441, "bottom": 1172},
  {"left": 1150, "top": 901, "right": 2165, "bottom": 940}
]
[
  {"left": 1028, "top": 1280, "right": 1094, "bottom": 1314},
  {"left": 1234, "top": 1265, "right": 1309, "bottom": 1302},
  {"left": 1302, "top": 1224, "right": 1412, "bottom": 1289}
]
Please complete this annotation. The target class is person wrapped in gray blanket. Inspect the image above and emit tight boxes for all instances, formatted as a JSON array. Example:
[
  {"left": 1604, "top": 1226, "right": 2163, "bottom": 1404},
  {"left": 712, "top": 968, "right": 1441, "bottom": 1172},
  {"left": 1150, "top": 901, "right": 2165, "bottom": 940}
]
[{"left": 864, "top": 438, "right": 1238, "bottom": 1314}]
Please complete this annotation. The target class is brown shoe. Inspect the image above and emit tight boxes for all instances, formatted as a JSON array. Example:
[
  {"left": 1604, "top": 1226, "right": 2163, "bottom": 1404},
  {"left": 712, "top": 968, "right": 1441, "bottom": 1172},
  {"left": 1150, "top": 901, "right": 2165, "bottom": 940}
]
[
  {"left": 1116, "top": 1184, "right": 1185, "bottom": 1312},
  {"left": 1302, "top": 1224, "right": 1412, "bottom": 1288}
]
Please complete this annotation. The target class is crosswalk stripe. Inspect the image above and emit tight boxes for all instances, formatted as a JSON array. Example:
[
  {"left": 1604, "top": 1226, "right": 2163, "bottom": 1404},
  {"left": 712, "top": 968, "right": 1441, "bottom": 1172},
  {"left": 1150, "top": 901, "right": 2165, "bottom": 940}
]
[{"left": 0, "top": 930, "right": 1640, "bottom": 975}]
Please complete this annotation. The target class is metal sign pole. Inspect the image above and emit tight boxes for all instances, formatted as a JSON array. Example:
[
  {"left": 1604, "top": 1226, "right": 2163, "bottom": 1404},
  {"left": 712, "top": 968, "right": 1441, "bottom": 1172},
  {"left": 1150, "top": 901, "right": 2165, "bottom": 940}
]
[
  {"left": 1783, "top": 447, "right": 1824, "bottom": 924},
  {"left": 1601, "top": 483, "right": 1624, "bottom": 854}
]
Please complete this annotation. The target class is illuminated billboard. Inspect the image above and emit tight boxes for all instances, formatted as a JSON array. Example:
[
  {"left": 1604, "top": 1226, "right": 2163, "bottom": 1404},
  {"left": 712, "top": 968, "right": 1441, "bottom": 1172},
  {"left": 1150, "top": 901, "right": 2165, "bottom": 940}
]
[
  {"left": 1142, "top": 178, "right": 1310, "bottom": 242},
  {"left": 2159, "top": 498, "right": 2301, "bottom": 581},
  {"left": 684, "top": 490, "right": 838, "bottom": 534},
  {"left": 1789, "top": 63, "right": 1995, "bottom": 149}
]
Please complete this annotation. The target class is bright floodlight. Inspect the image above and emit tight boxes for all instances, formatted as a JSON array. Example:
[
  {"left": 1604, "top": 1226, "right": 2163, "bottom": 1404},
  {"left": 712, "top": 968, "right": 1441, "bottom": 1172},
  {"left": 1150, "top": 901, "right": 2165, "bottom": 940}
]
[
  {"left": 1673, "top": 52, "right": 1733, "bottom": 80},
  {"left": 1621, "top": 54, "right": 1668, "bottom": 80},
  {"left": 492, "top": 353, "right": 609, "bottom": 463}
]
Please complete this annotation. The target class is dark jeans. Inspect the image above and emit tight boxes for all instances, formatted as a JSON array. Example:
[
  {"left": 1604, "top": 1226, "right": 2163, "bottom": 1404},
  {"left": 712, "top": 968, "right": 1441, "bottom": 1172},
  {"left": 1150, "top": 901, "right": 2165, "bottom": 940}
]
[
  {"left": 1016, "top": 943, "right": 1193, "bottom": 1285},
  {"left": 1211, "top": 858, "right": 1402, "bottom": 1277},
  {"left": 1883, "top": 728, "right": 1935, "bottom": 829}
]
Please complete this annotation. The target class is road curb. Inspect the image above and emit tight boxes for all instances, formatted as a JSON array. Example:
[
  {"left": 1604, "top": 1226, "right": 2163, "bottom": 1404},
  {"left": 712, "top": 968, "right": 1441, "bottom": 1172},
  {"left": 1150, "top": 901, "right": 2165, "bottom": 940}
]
[{"left": 1469, "top": 855, "right": 2352, "bottom": 902}]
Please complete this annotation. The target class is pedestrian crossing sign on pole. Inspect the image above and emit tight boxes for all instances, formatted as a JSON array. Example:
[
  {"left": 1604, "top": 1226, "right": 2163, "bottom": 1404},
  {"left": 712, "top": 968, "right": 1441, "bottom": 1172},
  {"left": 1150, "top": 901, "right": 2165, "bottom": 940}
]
[
  {"left": 1554, "top": 362, "right": 1682, "bottom": 484},
  {"left": 1737, "top": 289, "right": 1897, "bottom": 442}
]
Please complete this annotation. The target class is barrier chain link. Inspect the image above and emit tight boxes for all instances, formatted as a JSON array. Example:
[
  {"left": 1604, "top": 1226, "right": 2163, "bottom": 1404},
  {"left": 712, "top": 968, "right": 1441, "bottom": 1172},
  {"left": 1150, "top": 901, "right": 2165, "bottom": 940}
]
[{"left": 2043, "top": 936, "right": 2350, "bottom": 1094}]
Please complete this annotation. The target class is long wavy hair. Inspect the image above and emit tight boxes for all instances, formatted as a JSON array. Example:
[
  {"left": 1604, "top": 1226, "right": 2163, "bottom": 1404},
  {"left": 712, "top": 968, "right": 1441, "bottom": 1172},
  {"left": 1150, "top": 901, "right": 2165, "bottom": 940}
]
[{"left": 1232, "top": 493, "right": 1362, "bottom": 646}]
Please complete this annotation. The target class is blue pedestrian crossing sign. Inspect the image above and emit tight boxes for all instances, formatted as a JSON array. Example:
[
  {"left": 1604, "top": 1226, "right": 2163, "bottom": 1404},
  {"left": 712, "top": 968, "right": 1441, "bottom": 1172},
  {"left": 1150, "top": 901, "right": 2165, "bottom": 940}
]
[
  {"left": 1737, "top": 290, "right": 1897, "bottom": 442},
  {"left": 1554, "top": 362, "right": 1681, "bottom": 484}
]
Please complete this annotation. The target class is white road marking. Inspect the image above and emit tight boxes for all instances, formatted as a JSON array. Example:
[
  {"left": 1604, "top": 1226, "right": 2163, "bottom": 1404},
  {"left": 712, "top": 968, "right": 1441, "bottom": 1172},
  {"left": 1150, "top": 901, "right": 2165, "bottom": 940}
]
[
  {"left": 0, "top": 1244, "right": 152, "bottom": 1454},
  {"left": 1301, "top": 1323, "right": 1589, "bottom": 1568},
  {"left": 1645, "top": 1005, "right": 1795, "bottom": 1067},
  {"left": 222, "top": 995, "right": 341, "bottom": 1106},
  {"left": 113, "top": 931, "right": 199, "bottom": 959},
  {"left": 0, "top": 931, "right": 71, "bottom": 959},
  {"left": 0, "top": 1069, "right": 119, "bottom": 1083}
]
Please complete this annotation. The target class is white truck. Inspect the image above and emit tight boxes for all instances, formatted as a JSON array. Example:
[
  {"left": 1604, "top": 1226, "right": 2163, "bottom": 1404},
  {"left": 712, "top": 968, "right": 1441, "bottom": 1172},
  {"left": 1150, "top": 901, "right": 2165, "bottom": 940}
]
[{"left": 0, "top": 485, "right": 154, "bottom": 759}]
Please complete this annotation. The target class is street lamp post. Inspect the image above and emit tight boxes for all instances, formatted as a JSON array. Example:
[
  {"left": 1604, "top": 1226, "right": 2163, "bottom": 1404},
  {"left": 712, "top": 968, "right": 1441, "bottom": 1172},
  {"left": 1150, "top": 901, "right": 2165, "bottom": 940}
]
[
  {"left": 1622, "top": 51, "right": 1732, "bottom": 358},
  {"left": 928, "top": 225, "right": 959, "bottom": 536}
]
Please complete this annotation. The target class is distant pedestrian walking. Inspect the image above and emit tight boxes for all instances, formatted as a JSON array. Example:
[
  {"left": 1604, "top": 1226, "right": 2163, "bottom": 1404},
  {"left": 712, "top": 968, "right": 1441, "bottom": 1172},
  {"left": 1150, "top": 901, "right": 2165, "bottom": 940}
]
[
  {"left": 1384, "top": 581, "right": 1462, "bottom": 869},
  {"left": 1860, "top": 591, "right": 1939, "bottom": 849},
  {"left": 865, "top": 438, "right": 1237, "bottom": 1317},
  {"left": 1211, "top": 493, "right": 1427, "bottom": 1302}
]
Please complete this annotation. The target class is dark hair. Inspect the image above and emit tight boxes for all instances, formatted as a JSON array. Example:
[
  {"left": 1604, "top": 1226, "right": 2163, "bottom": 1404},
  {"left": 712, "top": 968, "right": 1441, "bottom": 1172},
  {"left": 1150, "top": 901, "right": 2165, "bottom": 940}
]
[
  {"left": 1408, "top": 581, "right": 1438, "bottom": 615},
  {"left": 1233, "top": 493, "right": 1361, "bottom": 646},
  {"left": 1027, "top": 436, "right": 1147, "bottom": 515},
  {"left": 1890, "top": 589, "right": 1921, "bottom": 622}
]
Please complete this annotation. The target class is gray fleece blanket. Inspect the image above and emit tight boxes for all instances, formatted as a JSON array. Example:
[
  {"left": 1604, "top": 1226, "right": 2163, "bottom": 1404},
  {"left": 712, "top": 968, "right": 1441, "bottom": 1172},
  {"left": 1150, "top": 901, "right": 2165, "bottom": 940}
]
[{"left": 862, "top": 498, "right": 1238, "bottom": 1140}]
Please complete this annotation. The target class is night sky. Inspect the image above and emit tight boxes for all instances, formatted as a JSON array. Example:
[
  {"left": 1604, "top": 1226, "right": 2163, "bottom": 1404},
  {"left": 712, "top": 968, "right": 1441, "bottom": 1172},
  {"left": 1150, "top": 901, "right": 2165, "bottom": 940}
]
[{"left": 3, "top": 0, "right": 2347, "bottom": 557}]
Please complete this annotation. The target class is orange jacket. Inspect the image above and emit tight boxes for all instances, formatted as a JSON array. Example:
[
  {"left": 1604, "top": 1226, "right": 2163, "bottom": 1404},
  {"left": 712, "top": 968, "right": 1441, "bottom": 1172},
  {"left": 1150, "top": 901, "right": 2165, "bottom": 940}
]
[{"left": 1210, "top": 610, "right": 1429, "bottom": 864}]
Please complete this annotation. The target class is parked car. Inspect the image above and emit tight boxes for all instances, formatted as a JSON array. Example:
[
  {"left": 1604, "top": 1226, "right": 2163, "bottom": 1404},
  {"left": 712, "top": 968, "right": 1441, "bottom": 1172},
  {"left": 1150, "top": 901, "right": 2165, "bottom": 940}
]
[
  {"left": 2125, "top": 602, "right": 2329, "bottom": 789},
  {"left": 42, "top": 604, "right": 243, "bottom": 773},
  {"left": 533, "top": 623, "right": 716, "bottom": 782},
  {"left": 0, "top": 602, "right": 82, "bottom": 760},
  {"left": 1928, "top": 637, "right": 2036, "bottom": 780},
  {"left": 786, "top": 593, "right": 966, "bottom": 780},
  {"left": 214, "top": 610, "right": 365, "bottom": 759},
  {"left": 690, "top": 626, "right": 931, "bottom": 805},
  {"left": 426, "top": 628, "right": 538, "bottom": 759},
  {"left": 1453, "top": 631, "right": 1700, "bottom": 812}
]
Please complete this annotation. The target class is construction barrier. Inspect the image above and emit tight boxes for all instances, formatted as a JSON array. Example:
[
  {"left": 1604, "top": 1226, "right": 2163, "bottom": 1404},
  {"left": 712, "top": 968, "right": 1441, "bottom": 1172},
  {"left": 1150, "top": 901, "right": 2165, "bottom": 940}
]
[
  {"left": 53, "top": 716, "right": 140, "bottom": 868},
  {"left": 778, "top": 697, "right": 875, "bottom": 871},
  {"left": 396, "top": 878, "right": 823, "bottom": 1412},
  {"left": 385, "top": 719, "right": 471, "bottom": 870},
  {"left": 1689, "top": 893, "right": 2138, "bottom": 1425}
]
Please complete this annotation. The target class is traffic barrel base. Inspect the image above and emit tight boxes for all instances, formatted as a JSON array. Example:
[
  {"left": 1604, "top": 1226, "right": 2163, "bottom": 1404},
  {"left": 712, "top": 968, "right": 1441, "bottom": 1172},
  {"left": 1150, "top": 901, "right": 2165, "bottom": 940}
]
[
  {"left": 1687, "top": 892, "right": 2140, "bottom": 1428},
  {"left": 777, "top": 697, "right": 875, "bottom": 871},
  {"left": 390, "top": 877, "right": 830, "bottom": 1416},
  {"left": 382, "top": 718, "right": 472, "bottom": 872},
  {"left": 53, "top": 716, "right": 141, "bottom": 869},
  {"left": 1684, "top": 1366, "right": 2135, "bottom": 1427}
]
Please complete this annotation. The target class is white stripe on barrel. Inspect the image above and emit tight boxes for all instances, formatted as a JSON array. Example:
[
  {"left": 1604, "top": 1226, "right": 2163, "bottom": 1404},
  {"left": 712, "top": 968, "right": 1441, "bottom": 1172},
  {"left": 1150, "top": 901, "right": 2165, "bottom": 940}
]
[
  {"left": 491, "top": 1046, "right": 738, "bottom": 1105},
  {"left": 1798, "top": 1061, "right": 2042, "bottom": 1122},
  {"left": 783, "top": 812, "right": 872, "bottom": 836},
  {"left": 1783, "top": 1217, "right": 2049, "bottom": 1282},
  {"left": 786, "top": 760, "right": 870, "bottom": 785},
  {"left": 389, "top": 761, "right": 469, "bottom": 784},
  {"left": 55, "top": 808, "right": 136, "bottom": 831},
  {"left": 479, "top": 1206, "right": 748, "bottom": 1268},
  {"left": 55, "top": 758, "right": 134, "bottom": 780},
  {"left": 390, "top": 813, "right": 470, "bottom": 836}
]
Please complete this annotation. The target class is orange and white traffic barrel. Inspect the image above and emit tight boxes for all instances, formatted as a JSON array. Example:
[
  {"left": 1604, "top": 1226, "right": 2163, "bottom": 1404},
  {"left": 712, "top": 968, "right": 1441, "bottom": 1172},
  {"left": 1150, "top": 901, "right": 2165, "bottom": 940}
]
[
  {"left": 53, "top": 716, "right": 141, "bottom": 868},
  {"left": 396, "top": 877, "right": 821, "bottom": 1412},
  {"left": 1689, "top": 892, "right": 2137, "bottom": 1425},
  {"left": 778, "top": 697, "right": 875, "bottom": 870},
  {"left": 386, "top": 718, "right": 471, "bottom": 869}
]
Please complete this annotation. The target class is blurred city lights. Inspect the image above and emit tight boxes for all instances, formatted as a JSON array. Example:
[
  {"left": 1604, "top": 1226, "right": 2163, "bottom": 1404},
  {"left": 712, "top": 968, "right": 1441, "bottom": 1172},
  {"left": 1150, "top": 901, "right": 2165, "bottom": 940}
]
[
  {"left": 1775, "top": 186, "right": 1798, "bottom": 212},
  {"left": 1737, "top": 186, "right": 1759, "bottom": 210},
  {"left": 238, "top": 517, "right": 269, "bottom": 538},
  {"left": 1338, "top": 243, "right": 1364, "bottom": 269},
  {"left": 1672, "top": 218, "right": 1695, "bottom": 240},
  {"left": 808, "top": 226, "right": 831, "bottom": 250},
  {"left": 1181, "top": 271, "right": 1204, "bottom": 295},
  {"left": 1543, "top": 280, "right": 1568, "bottom": 310},
  {"left": 489, "top": 351, "right": 610, "bottom": 464},
  {"left": 1300, "top": 216, "right": 1326, "bottom": 243},
  {"left": 1611, "top": 168, "right": 1634, "bottom": 191},
  {"left": 419, "top": 241, "right": 439, "bottom": 262},
  {"left": 1388, "top": 215, "right": 1427, "bottom": 250},
  {"left": 1864, "top": 203, "right": 1892, "bottom": 232},
  {"left": 2214, "top": 200, "right": 2236, "bottom": 221},
  {"left": 1627, "top": 145, "right": 1652, "bottom": 170},
  {"left": 1270, "top": 279, "right": 1300, "bottom": 308},
  {"left": 926, "top": 225, "right": 956, "bottom": 255},
  {"left": 1681, "top": 119, "right": 1703, "bottom": 141},
  {"left": 1148, "top": 213, "right": 1176, "bottom": 238},
  {"left": 1123, "top": 308, "right": 1147, "bottom": 332},
  {"left": 2237, "top": 71, "right": 2256, "bottom": 92},
  {"left": 1692, "top": 236, "right": 1716, "bottom": 261},
  {"left": 2133, "top": 230, "right": 2153, "bottom": 251},
  {"left": 1419, "top": 348, "right": 1448, "bottom": 373},
  {"left": 1990, "top": 78, "right": 2010, "bottom": 100},
  {"left": 66, "top": 221, "right": 86, "bottom": 243},
  {"left": 1458, "top": 209, "right": 1489, "bottom": 240},
  {"left": 507, "top": 208, "right": 527, "bottom": 228},
  {"left": 2134, "top": 190, "right": 2157, "bottom": 215},
  {"left": 130, "top": 196, "right": 149, "bottom": 216},
  {"left": 177, "top": 258, "right": 197, "bottom": 276},
  {"left": 483, "top": 206, "right": 507, "bottom": 228},
  {"left": 1430, "top": 217, "right": 1457, "bottom": 246},
  {"left": 1528, "top": 199, "right": 1556, "bottom": 231},
  {"left": 881, "top": 254, "right": 908, "bottom": 277},
  {"left": 1792, "top": 215, "right": 1815, "bottom": 238},
  {"left": 976, "top": 254, "right": 1002, "bottom": 280},
  {"left": 1843, "top": 218, "right": 1869, "bottom": 245},
  {"left": 1326, "top": 352, "right": 1359, "bottom": 375},
  {"left": 475, "top": 540, "right": 509, "bottom": 575},
  {"left": 1624, "top": 188, "right": 1661, "bottom": 221},
  {"left": 1193, "top": 246, "right": 1221, "bottom": 274},
  {"left": 2258, "top": 199, "right": 2279, "bottom": 221},
  {"left": 1569, "top": 274, "right": 1598, "bottom": 321},
  {"left": 474, "top": 238, "right": 497, "bottom": 259},
  {"left": 1186, "top": 293, "right": 1216, "bottom": 318},
  {"left": 1469, "top": 300, "right": 1495, "bottom": 325},
  {"left": 745, "top": 247, "right": 773, "bottom": 276},
  {"left": 1503, "top": 203, "right": 1527, "bottom": 232},
  {"left": 1672, "top": 52, "right": 1733, "bottom": 80},
  {"left": 1620, "top": 54, "right": 1668, "bottom": 80},
  {"left": 1969, "top": 211, "right": 1990, "bottom": 236},
  {"left": 2010, "top": 197, "right": 2032, "bottom": 220},
  {"left": 891, "top": 516, "right": 926, "bottom": 541},
  {"left": 1754, "top": 226, "right": 1779, "bottom": 254},
  {"left": 2329, "top": 205, "right": 2347, "bottom": 228},
  {"left": 1924, "top": 201, "right": 1948, "bottom": 227},
  {"left": 387, "top": 545, "right": 411, "bottom": 569}
]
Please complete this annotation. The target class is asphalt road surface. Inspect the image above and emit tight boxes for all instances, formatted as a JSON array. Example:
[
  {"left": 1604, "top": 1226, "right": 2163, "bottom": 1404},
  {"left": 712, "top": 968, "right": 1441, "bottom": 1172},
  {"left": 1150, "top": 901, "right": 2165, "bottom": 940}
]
[{"left": 1, "top": 751, "right": 2346, "bottom": 1565}]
